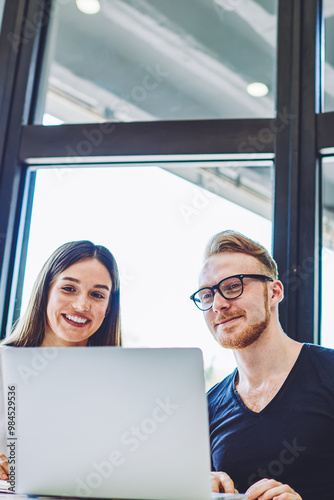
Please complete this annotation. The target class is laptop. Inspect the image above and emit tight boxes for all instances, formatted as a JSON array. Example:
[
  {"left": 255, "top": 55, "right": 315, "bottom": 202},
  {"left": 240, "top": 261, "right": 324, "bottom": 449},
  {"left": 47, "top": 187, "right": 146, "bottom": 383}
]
[{"left": 1, "top": 346, "right": 246, "bottom": 500}]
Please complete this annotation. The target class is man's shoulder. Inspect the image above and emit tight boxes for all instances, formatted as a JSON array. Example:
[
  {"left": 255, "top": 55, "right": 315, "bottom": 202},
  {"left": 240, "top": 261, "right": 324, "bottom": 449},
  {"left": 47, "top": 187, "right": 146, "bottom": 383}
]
[
  {"left": 303, "top": 342, "right": 334, "bottom": 363},
  {"left": 301, "top": 343, "right": 334, "bottom": 384},
  {"left": 207, "top": 370, "right": 236, "bottom": 405}
]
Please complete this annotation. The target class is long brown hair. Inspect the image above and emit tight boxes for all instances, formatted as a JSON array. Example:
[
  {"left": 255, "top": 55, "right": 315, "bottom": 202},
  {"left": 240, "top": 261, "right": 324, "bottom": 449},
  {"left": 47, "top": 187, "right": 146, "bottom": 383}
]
[{"left": 2, "top": 241, "right": 121, "bottom": 347}]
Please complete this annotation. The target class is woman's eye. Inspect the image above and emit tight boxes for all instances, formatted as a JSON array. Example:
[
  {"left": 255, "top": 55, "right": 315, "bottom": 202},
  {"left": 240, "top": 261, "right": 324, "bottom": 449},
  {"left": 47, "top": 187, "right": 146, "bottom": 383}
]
[
  {"left": 61, "top": 286, "right": 75, "bottom": 293},
  {"left": 92, "top": 291, "right": 105, "bottom": 299}
]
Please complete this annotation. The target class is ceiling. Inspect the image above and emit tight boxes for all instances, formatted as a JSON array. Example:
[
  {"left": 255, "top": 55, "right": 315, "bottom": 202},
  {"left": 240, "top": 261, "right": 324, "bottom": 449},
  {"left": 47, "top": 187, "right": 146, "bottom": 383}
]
[
  {"left": 36, "top": 0, "right": 277, "bottom": 226},
  {"left": 41, "top": 0, "right": 278, "bottom": 122}
]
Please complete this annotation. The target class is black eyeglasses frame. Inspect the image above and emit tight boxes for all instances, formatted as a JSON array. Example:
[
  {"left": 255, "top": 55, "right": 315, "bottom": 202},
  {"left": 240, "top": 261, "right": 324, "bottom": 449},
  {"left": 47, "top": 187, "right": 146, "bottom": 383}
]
[{"left": 190, "top": 273, "right": 274, "bottom": 311}]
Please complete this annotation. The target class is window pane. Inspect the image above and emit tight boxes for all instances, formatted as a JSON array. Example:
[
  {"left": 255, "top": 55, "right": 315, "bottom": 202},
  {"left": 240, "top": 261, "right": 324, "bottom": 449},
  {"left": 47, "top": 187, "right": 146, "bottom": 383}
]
[
  {"left": 0, "top": 0, "right": 5, "bottom": 33},
  {"left": 37, "top": 0, "right": 277, "bottom": 124},
  {"left": 324, "top": 1, "right": 334, "bottom": 112},
  {"left": 321, "top": 157, "right": 334, "bottom": 347},
  {"left": 17, "top": 163, "right": 273, "bottom": 389}
]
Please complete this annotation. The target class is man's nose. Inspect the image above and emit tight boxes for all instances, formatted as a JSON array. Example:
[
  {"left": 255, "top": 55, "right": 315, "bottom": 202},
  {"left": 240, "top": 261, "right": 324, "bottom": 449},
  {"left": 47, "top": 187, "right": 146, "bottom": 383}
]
[
  {"left": 212, "top": 290, "right": 230, "bottom": 312},
  {"left": 72, "top": 295, "right": 90, "bottom": 311}
]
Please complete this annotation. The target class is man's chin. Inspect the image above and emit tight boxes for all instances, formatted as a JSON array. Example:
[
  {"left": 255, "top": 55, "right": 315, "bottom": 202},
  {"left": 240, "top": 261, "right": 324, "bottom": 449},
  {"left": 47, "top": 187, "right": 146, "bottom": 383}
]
[
  {"left": 213, "top": 323, "right": 267, "bottom": 350},
  {"left": 214, "top": 335, "right": 253, "bottom": 350}
]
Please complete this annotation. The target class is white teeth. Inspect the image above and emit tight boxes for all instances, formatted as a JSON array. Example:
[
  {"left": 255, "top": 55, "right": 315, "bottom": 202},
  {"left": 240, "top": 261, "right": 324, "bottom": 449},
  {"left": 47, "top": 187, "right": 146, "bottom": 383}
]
[{"left": 65, "top": 315, "right": 88, "bottom": 324}]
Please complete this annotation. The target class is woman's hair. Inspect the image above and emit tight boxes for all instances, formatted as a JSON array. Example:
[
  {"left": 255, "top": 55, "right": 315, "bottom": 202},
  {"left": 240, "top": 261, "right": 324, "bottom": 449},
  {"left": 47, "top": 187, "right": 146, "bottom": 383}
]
[
  {"left": 204, "top": 230, "right": 278, "bottom": 279},
  {"left": 3, "top": 241, "right": 121, "bottom": 347}
]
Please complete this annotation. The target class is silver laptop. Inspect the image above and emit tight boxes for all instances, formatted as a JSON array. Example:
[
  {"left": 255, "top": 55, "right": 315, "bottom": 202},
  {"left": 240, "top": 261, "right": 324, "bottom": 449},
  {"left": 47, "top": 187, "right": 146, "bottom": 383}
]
[{"left": 1, "top": 346, "right": 247, "bottom": 500}]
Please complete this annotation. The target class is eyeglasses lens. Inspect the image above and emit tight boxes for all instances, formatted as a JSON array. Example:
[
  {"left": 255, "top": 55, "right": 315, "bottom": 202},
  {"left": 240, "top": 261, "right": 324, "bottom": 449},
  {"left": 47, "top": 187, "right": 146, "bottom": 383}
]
[
  {"left": 220, "top": 276, "right": 243, "bottom": 298},
  {"left": 196, "top": 289, "right": 214, "bottom": 310},
  {"left": 194, "top": 276, "right": 243, "bottom": 310}
]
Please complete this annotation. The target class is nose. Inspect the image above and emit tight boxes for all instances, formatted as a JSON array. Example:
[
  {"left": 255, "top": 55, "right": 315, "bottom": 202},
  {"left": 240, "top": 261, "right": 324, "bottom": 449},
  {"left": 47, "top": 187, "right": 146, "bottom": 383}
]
[
  {"left": 211, "top": 290, "right": 231, "bottom": 313},
  {"left": 72, "top": 294, "right": 90, "bottom": 312}
]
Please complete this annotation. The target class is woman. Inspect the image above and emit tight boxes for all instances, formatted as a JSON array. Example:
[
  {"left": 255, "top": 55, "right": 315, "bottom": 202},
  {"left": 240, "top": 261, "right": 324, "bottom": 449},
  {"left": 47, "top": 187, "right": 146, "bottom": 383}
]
[
  {"left": 2, "top": 240, "right": 121, "bottom": 347},
  {"left": 0, "top": 240, "right": 122, "bottom": 481}
]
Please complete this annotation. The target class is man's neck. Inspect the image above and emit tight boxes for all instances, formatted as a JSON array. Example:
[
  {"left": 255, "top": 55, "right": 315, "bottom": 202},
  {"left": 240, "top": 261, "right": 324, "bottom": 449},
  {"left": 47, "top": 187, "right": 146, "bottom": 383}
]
[
  {"left": 232, "top": 326, "right": 303, "bottom": 412},
  {"left": 234, "top": 325, "right": 303, "bottom": 390}
]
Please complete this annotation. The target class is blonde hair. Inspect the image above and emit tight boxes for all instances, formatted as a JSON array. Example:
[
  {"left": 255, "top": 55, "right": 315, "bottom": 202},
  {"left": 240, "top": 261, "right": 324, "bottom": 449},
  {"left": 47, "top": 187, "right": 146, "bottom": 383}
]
[{"left": 204, "top": 230, "right": 278, "bottom": 279}]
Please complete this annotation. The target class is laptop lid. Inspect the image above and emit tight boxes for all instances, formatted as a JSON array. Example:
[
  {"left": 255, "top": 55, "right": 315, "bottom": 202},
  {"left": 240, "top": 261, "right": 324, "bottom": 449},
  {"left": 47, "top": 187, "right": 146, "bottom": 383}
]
[{"left": 2, "top": 346, "right": 213, "bottom": 500}]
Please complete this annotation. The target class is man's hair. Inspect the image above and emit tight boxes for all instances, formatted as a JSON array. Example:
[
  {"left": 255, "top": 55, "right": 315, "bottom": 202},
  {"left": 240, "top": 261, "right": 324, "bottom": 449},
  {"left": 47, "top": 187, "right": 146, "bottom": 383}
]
[{"left": 204, "top": 230, "right": 278, "bottom": 279}]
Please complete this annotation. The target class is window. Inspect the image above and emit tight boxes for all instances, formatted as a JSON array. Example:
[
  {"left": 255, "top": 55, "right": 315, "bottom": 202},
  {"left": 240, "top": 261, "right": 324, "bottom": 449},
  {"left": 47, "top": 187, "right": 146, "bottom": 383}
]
[
  {"left": 20, "top": 162, "right": 273, "bottom": 388},
  {"left": 0, "top": 0, "right": 327, "bottom": 349},
  {"left": 321, "top": 157, "right": 334, "bottom": 348},
  {"left": 37, "top": 0, "right": 277, "bottom": 124},
  {"left": 0, "top": 0, "right": 4, "bottom": 33},
  {"left": 324, "top": 0, "right": 334, "bottom": 112}
]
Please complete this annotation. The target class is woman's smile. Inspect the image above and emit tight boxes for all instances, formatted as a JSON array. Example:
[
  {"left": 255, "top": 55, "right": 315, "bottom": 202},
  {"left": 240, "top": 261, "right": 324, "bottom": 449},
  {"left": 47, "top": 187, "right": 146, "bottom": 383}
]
[{"left": 43, "top": 258, "right": 112, "bottom": 347}]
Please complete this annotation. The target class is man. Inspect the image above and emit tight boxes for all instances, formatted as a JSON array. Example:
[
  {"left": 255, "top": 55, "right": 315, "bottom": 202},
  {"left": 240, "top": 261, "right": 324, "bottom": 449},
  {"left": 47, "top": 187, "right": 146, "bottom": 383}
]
[{"left": 190, "top": 230, "right": 334, "bottom": 500}]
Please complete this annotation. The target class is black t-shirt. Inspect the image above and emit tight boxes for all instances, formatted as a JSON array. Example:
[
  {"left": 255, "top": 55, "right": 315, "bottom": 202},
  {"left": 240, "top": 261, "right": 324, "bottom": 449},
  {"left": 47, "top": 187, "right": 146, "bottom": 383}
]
[{"left": 208, "top": 343, "right": 334, "bottom": 500}]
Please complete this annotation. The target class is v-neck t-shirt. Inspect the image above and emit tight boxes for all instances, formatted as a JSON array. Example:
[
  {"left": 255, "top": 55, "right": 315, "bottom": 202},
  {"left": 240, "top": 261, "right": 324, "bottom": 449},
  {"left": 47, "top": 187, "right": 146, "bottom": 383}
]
[{"left": 207, "top": 343, "right": 334, "bottom": 500}]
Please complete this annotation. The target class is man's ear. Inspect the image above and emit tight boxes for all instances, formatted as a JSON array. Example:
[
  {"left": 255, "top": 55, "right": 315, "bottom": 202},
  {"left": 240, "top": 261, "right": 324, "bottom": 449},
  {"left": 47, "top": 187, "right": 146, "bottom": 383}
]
[{"left": 270, "top": 279, "right": 284, "bottom": 306}]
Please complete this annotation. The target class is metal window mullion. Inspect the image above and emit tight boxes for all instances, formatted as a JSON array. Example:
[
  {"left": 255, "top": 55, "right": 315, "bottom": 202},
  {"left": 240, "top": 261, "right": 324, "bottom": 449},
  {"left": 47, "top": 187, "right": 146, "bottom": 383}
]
[
  {"left": 274, "top": 0, "right": 302, "bottom": 338},
  {"left": 296, "top": 0, "right": 322, "bottom": 343},
  {"left": 0, "top": 0, "right": 52, "bottom": 337},
  {"left": 274, "top": 0, "right": 321, "bottom": 343}
]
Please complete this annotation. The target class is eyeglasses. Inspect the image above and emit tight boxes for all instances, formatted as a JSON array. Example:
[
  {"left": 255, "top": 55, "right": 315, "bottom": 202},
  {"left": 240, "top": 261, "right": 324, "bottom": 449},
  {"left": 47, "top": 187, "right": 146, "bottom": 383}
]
[{"left": 190, "top": 274, "right": 274, "bottom": 311}]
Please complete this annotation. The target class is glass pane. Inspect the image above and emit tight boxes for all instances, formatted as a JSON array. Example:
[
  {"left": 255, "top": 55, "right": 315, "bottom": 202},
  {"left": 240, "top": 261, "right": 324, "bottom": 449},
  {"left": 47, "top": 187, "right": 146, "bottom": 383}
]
[
  {"left": 37, "top": 0, "right": 277, "bottom": 125},
  {"left": 324, "top": 1, "right": 334, "bottom": 112},
  {"left": 321, "top": 157, "right": 334, "bottom": 347},
  {"left": 0, "top": 0, "right": 5, "bottom": 33},
  {"left": 18, "top": 163, "right": 274, "bottom": 389}
]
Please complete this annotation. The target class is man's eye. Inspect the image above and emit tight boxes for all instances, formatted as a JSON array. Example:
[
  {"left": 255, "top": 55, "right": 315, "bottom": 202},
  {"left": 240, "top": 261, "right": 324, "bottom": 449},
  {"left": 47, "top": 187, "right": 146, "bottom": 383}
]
[
  {"left": 228, "top": 283, "right": 240, "bottom": 290},
  {"left": 200, "top": 292, "right": 213, "bottom": 303},
  {"left": 223, "top": 282, "right": 242, "bottom": 295}
]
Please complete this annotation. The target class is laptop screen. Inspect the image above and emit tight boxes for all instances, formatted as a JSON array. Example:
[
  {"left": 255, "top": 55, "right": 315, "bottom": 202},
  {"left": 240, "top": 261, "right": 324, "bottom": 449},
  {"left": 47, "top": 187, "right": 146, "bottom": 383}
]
[{"left": 2, "top": 346, "right": 212, "bottom": 500}]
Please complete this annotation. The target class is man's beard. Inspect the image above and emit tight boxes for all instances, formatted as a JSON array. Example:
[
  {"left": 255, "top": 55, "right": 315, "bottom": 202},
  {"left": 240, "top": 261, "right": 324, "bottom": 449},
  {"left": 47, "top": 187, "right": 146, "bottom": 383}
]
[{"left": 211, "top": 287, "right": 270, "bottom": 350}]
